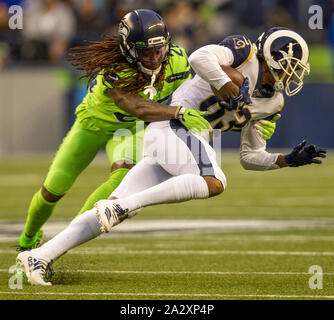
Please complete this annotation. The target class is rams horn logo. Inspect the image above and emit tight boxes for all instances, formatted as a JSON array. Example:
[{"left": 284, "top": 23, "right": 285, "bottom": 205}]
[{"left": 232, "top": 37, "right": 246, "bottom": 50}]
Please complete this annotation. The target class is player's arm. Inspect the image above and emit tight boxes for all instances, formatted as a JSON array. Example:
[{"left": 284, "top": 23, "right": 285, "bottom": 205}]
[
  {"left": 102, "top": 71, "right": 208, "bottom": 130},
  {"left": 277, "top": 140, "right": 327, "bottom": 168},
  {"left": 239, "top": 121, "right": 281, "bottom": 170},
  {"left": 108, "top": 87, "right": 177, "bottom": 121},
  {"left": 240, "top": 122, "right": 326, "bottom": 170},
  {"left": 188, "top": 38, "right": 252, "bottom": 108},
  {"left": 189, "top": 44, "right": 238, "bottom": 97},
  {"left": 108, "top": 88, "right": 210, "bottom": 132}
]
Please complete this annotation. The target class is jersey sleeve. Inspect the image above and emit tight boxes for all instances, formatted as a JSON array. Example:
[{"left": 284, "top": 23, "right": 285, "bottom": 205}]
[
  {"left": 188, "top": 44, "right": 234, "bottom": 90},
  {"left": 239, "top": 121, "right": 281, "bottom": 170},
  {"left": 219, "top": 35, "right": 255, "bottom": 68},
  {"left": 248, "top": 93, "right": 284, "bottom": 121}
]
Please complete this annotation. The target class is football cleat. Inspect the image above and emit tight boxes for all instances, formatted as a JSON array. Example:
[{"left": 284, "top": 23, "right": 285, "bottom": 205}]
[
  {"left": 16, "top": 251, "right": 53, "bottom": 286},
  {"left": 17, "top": 230, "right": 44, "bottom": 253},
  {"left": 95, "top": 200, "right": 129, "bottom": 232}
]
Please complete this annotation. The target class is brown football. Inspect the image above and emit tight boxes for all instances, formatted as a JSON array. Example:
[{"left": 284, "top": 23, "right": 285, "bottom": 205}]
[{"left": 210, "top": 65, "right": 244, "bottom": 101}]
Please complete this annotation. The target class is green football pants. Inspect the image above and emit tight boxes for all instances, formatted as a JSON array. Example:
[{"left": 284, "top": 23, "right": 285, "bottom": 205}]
[{"left": 44, "top": 119, "right": 144, "bottom": 196}]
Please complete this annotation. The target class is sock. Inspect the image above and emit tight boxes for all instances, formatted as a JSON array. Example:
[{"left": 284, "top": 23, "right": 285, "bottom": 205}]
[
  {"left": 76, "top": 168, "right": 129, "bottom": 216},
  {"left": 32, "top": 208, "right": 101, "bottom": 261},
  {"left": 24, "top": 188, "right": 57, "bottom": 238},
  {"left": 115, "top": 174, "right": 209, "bottom": 212}
]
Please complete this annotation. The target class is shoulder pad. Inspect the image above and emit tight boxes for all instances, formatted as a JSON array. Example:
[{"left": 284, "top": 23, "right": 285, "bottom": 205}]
[
  {"left": 169, "top": 44, "right": 188, "bottom": 58},
  {"left": 167, "top": 44, "right": 190, "bottom": 73},
  {"left": 219, "top": 35, "right": 255, "bottom": 68}
]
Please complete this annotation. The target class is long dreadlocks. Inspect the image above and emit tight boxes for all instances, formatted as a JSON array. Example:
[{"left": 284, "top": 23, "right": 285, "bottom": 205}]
[{"left": 68, "top": 35, "right": 168, "bottom": 94}]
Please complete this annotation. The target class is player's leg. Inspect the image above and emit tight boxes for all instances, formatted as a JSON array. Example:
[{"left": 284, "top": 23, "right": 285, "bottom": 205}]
[
  {"left": 76, "top": 122, "right": 145, "bottom": 215},
  {"left": 16, "top": 157, "right": 172, "bottom": 284},
  {"left": 75, "top": 162, "right": 134, "bottom": 216},
  {"left": 20, "top": 120, "right": 108, "bottom": 250},
  {"left": 17, "top": 208, "right": 101, "bottom": 285},
  {"left": 126, "top": 119, "right": 226, "bottom": 200},
  {"left": 33, "top": 158, "right": 171, "bottom": 262},
  {"left": 96, "top": 120, "right": 226, "bottom": 231}
]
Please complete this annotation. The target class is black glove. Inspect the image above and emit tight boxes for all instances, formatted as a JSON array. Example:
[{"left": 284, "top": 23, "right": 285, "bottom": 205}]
[
  {"left": 227, "top": 77, "right": 252, "bottom": 111},
  {"left": 285, "top": 140, "right": 327, "bottom": 167}
]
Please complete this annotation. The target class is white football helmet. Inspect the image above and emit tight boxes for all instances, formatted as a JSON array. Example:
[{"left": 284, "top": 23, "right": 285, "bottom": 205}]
[{"left": 256, "top": 27, "right": 310, "bottom": 96}]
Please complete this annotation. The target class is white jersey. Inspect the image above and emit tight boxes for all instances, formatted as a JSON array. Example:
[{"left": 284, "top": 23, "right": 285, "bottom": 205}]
[
  {"left": 170, "top": 75, "right": 284, "bottom": 132},
  {"left": 167, "top": 34, "right": 285, "bottom": 170}
]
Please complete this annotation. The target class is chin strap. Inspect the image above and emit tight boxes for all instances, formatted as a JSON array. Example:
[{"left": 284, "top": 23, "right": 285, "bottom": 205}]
[
  {"left": 139, "top": 62, "right": 161, "bottom": 100},
  {"left": 269, "top": 68, "right": 284, "bottom": 92},
  {"left": 138, "top": 62, "right": 161, "bottom": 100},
  {"left": 273, "top": 80, "right": 284, "bottom": 92}
]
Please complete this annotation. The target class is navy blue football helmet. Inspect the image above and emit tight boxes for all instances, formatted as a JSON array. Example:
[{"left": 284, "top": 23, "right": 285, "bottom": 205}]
[
  {"left": 118, "top": 9, "right": 170, "bottom": 76},
  {"left": 256, "top": 27, "right": 310, "bottom": 96}
]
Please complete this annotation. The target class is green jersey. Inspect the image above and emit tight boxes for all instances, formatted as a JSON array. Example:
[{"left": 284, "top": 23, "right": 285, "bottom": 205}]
[{"left": 75, "top": 45, "right": 191, "bottom": 131}]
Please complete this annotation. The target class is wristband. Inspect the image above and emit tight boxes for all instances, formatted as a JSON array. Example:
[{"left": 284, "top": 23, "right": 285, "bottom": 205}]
[{"left": 175, "top": 106, "right": 185, "bottom": 119}]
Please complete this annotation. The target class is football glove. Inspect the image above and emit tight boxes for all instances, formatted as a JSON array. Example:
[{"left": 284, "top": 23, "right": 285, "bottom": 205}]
[
  {"left": 176, "top": 107, "right": 211, "bottom": 133},
  {"left": 254, "top": 114, "right": 281, "bottom": 140},
  {"left": 227, "top": 77, "right": 252, "bottom": 111},
  {"left": 285, "top": 140, "right": 327, "bottom": 167}
]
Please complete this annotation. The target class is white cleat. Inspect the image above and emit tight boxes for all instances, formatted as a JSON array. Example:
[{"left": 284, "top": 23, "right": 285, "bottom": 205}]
[
  {"left": 95, "top": 200, "right": 129, "bottom": 232},
  {"left": 16, "top": 251, "right": 52, "bottom": 286}
]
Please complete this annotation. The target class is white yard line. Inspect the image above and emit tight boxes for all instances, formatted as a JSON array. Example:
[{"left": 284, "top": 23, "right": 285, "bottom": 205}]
[
  {"left": 177, "top": 235, "right": 334, "bottom": 242},
  {"left": 1, "top": 219, "right": 334, "bottom": 241},
  {"left": 49, "top": 249, "right": 334, "bottom": 256},
  {"left": 1, "top": 268, "right": 333, "bottom": 275},
  {"left": 0, "top": 291, "right": 333, "bottom": 299},
  {"left": 2, "top": 248, "right": 334, "bottom": 256}
]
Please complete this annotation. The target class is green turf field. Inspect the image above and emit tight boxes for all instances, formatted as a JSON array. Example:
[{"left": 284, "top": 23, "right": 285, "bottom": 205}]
[{"left": 0, "top": 152, "right": 334, "bottom": 300}]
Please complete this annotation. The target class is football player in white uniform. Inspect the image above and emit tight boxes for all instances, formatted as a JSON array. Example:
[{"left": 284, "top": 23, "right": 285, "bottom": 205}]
[
  {"left": 185, "top": 26, "right": 312, "bottom": 170},
  {"left": 16, "top": 27, "right": 326, "bottom": 285}
]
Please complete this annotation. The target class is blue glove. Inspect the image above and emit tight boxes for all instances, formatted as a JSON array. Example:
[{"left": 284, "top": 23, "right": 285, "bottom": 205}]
[
  {"left": 285, "top": 140, "right": 327, "bottom": 167},
  {"left": 227, "top": 77, "right": 252, "bottom": 111}
]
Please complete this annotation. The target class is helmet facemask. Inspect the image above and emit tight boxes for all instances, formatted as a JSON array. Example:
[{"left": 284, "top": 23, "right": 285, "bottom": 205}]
[
  {"left": 269, "top": 44, "right": 310, "bottom": 96},
  {"left": 134, "top": 39, "right": 170, "bottom": 76},
  {"left": 258, "top": 28, "right": 310, "bottom": 96}
]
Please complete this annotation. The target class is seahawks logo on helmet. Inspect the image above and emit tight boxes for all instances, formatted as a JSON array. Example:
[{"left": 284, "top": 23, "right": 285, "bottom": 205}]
[{"left": 118, "top": 21, "right": 129, "bottom": 40}]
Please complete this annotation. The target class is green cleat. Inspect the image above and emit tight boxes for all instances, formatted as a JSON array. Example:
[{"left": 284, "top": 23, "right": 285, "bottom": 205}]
[{"left": 17, "top": 230, "right": 44, "bottom": 253}]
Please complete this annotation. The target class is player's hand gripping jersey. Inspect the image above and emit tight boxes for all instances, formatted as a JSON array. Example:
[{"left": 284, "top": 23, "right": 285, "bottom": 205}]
[
  {"left": 170, "top": 35, "right": 285, "bottom": 170},
  {"left": 75, "top": 45, "right": 191, "bottom": 132}
]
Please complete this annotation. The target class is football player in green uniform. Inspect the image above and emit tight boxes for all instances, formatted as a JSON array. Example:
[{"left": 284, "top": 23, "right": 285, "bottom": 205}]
[{"left": 18, "top": 9, "right": 210, "bottom": 251}]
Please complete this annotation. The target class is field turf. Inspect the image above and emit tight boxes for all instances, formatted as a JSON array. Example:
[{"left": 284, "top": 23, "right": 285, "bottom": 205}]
[{"left": 0, "top": 152, "right": 334, "bottom": 300}]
